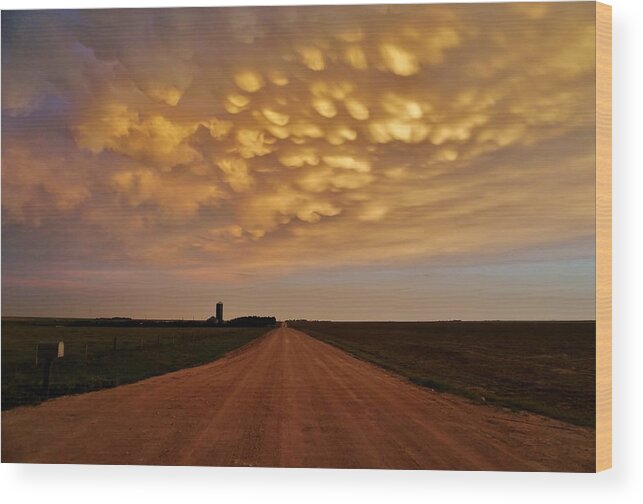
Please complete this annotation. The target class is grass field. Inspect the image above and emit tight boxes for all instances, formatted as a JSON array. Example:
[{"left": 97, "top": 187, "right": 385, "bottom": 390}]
[
  {"left": 291, "top": 321, "right": 596, "bottom": 426},
  {"left": 1, "top": 318, "right": 268, "bottom": 410}
]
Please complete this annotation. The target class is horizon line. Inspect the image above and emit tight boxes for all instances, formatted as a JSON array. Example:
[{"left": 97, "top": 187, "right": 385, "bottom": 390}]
[{"left": 1, "top": 315, "right": 597, "bottom": 323}]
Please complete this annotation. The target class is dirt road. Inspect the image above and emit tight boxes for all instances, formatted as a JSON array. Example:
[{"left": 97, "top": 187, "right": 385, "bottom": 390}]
[{"left": 1, "top": 326, "right": 594, "bottom": 470}]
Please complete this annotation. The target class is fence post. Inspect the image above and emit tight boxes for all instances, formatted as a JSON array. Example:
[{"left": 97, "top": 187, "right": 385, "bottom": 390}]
[
  {"left": 42, "top": 358, "right": 54, "bottom": 395},
  {"left": 85, "top": 343, "right": 89, "bottom": 364}
]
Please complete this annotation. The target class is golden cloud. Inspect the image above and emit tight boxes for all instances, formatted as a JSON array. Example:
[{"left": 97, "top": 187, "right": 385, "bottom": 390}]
[{"left": 2, "top": 3, "right": 597, "bottom": 279}]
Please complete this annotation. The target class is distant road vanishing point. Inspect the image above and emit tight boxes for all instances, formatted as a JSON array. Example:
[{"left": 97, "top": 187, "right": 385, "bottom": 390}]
[{"left": 2, "top": 326, "right": 594, "bottom": 471}]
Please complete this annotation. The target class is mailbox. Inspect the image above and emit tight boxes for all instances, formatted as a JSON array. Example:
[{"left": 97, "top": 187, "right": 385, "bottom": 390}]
[
  {"left": 36, "top": 341, "right": 64, "bottom": 394},
  {"left": 37, "top": 341, "right": 64, "bottom": 360}
]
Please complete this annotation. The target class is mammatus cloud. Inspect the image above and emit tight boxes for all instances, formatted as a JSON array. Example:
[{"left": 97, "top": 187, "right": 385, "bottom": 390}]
[{"left": 3, "top": 4, "right": 596, "bottom": 283}]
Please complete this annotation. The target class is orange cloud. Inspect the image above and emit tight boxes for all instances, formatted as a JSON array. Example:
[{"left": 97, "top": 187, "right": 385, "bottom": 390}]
[{"left": 2, "top": 3, "right": 597, "bottom": 283}]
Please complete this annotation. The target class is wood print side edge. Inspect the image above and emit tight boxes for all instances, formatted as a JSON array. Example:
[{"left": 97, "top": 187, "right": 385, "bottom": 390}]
[{"left": 595, "top": 0, "right": 612, "bottom": 473}]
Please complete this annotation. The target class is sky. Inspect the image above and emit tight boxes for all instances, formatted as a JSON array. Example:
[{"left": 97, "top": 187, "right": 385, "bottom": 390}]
[{"left": 1, "top": 3, "right": 596, "bottom": 321}]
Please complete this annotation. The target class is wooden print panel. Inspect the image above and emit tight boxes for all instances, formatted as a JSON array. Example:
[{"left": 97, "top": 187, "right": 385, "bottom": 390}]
[{"left": 1, "top": 2, "right": 612, "bottom": 472}]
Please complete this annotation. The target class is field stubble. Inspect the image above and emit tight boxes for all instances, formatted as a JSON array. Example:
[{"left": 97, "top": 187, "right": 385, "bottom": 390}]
[
  {"left": 1, "top": 319, "right": 266, "bottom": 410},
  {"left": 292, "top": 321, "right": 596, "bottom": 426}
]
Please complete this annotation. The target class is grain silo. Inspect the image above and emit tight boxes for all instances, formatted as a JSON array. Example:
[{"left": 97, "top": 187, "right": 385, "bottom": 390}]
[{"left": 216, "top": 302, "right": 224, "bottom": 323}]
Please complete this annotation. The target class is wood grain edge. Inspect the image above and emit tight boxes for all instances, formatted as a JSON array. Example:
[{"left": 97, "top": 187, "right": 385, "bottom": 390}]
[{"left": 595, "top": 0, "right": 612, "bottom": 473}]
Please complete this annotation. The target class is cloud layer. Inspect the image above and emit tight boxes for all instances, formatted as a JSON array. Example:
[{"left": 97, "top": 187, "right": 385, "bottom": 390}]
[{"left": 2, "top": 4, "right": 596, "bottom": 317}]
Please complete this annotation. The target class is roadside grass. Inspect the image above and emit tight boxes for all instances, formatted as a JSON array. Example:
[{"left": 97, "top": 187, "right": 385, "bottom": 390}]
[
  {"left": 293, "top": 321, "right": 596, "bottom": 427},
  {"left": 1, "top": 319, "right": 267, "bottom": 410}
]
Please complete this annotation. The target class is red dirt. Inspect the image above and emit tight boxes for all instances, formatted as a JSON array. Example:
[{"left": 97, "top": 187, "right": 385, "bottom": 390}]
[{"left": 1, "top": 326, "right": 595, "bottom": 470}]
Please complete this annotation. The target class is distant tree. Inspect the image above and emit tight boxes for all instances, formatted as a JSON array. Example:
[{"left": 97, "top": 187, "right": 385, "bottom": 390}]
[{"left": 227, "top": 316, "right": 277, "bottom": 327}]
